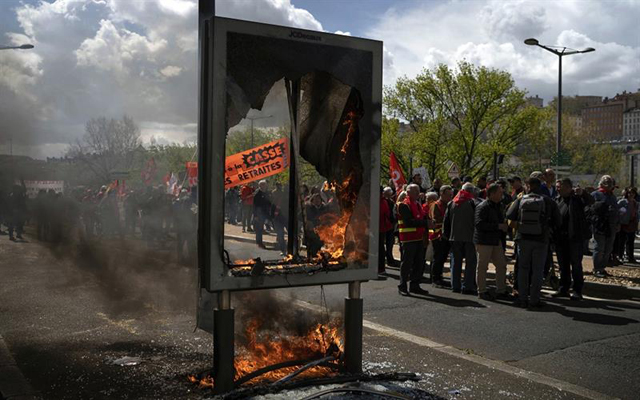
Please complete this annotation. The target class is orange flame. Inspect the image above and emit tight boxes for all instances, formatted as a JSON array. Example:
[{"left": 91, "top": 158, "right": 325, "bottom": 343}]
[
  {"left": 340, "top": 111, "right": 359, "bottom": 155},
  {"left": 189, "top": 319, "right": 342, "bottom": 388}
]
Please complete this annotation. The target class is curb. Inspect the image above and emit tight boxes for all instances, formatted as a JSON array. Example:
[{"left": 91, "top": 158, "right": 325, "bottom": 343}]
[{"left": 0, "top": 335, "right": 38, "bottom": 400}]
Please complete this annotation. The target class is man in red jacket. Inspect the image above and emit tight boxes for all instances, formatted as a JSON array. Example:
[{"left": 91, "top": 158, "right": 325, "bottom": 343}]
[
  {"left": 397, "top": 184, "right": 432, "bottom": 296},
  {"left": 379, "top": 187, "right": 393, "bottom": 280},
  {"left": 240, "top": 184, "right": 254, "bottom": 233}
]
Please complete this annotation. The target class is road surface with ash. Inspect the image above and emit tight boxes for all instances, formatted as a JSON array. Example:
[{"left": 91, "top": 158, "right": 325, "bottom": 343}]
[{"left": 1, "top": 233, "right": 639, "bottom": 399}]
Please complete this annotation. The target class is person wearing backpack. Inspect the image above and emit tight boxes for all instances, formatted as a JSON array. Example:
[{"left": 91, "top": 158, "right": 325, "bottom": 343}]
[
  {"left": 443, "top": 183, "right": 478, "bottom": 294},
  {"left": 590, "top": 175, "right": 620, "bottom": 278},
  {"left": 552, "top": 178, "right": 589, "bottom": 300},
  {"left": 506, "top": 177, "right": 561, "bottom": 308}
]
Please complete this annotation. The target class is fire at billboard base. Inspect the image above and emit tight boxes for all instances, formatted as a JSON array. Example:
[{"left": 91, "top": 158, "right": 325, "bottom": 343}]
[{"left": 197, "top": 16, "right": 382, "bottom": 394}]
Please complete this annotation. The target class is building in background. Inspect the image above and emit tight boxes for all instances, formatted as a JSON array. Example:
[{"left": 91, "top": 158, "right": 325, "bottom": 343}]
[
  {"left": 582, "top": 101, "right": 625, "bottom": 140},
  {"left": 623, "top": 108, "right": 640, "bottom": 141},
  {"left": 526, "top": 95, "right": 543, "bottom": 108}
]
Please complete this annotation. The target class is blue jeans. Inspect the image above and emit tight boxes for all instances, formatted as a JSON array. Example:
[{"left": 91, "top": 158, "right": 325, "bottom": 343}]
[
  {"left": 450, "top": 241, "right": 477, "bottom": 291},
  {"left": 517, "top": 240, "right": 547, "bottom": 304},
  {"left": 593, "top": 233, "right": 615, "bottom": 272}
]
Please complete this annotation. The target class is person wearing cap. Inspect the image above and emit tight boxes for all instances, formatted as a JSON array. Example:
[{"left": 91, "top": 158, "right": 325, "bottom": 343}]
[{"left": 506, "top": 177, "right": 561, "bottom": 308}]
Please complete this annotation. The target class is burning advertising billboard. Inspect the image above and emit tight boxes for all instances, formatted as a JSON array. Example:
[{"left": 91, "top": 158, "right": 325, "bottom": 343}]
[{"left": 199, "top": 17, "right": 382, "bottom": 292}]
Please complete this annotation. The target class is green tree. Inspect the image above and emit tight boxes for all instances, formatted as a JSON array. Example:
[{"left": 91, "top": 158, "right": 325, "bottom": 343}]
[{"left": 384, "top": 61, "right": 549, "bottom": 180}]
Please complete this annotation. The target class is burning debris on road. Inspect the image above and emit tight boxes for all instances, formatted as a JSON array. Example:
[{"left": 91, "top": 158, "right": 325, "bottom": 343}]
[{"left": 189, "top": 291, "right": 344, "bottom": 390}]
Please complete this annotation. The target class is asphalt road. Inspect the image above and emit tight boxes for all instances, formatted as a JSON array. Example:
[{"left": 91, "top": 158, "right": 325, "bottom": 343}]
[{"left": 1, "top": 233, "right": 639, "bottom": 399}]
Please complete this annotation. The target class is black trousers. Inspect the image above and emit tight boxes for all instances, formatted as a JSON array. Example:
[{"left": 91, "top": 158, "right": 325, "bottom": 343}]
[
  {"left": 431, "top": 238, "right": 450, "bottom": 281},
  {"left": 385, "top": 230, "right": 396, "bottom": 264},
  {"left": 254, "top": 216, "right": 265, "bottom": 246},
  {"left": 616, "top": 231, "right": 636, "bottom": 261},
  {"left": 400, "top": 240, "right": 425, "bottom": 287},
  {"left": 556, "top": 239, "right": 584, "bottom": 294},
  {"left": 378, "top": 232, "right": 387, "bottom": 273}
]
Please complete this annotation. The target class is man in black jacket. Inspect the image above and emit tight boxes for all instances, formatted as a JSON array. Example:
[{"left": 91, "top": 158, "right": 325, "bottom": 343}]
[
  {"left": 475, "top": 184, "right": 510, "bottom": 300},
  {"left": 553, "top": 178, "right": 588, "bottom": 300}
]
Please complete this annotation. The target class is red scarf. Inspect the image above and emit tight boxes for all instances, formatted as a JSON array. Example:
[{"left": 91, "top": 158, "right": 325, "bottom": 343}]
[
  {"left": 453, "top": 190, "right": 474, "bottom": 205},
  {"left": 598, "top": 187, "right": 609, "bottom": 194}
]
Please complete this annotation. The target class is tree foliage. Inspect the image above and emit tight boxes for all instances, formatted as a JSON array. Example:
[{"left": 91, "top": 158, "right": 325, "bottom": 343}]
[
  {"left": 67, "top": 115, "right": 142, "bottom": 182},
  {"left": 384, "top": 61, "right": 550, "bottom": 181}
]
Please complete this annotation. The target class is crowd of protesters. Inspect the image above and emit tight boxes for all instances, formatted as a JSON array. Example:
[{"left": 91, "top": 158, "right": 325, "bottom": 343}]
[
  {"left": 379, "top": 169, "right": 639, "bottom": 308},
  {"left": 224, "top": 179, "right": 341, "bottom": 257},
  {"left": 0, "top": 182, "right": 199, "bottom": 264},
  {"left": 3, "top": 167, "right": 637, "bottom": 307}
]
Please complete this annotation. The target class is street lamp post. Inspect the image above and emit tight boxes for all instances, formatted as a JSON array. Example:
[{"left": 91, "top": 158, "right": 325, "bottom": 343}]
[
  {"left": 0, "top": 44, "right": 34, "bottom": 50},
  {"left": 524, "top": 38, "right": 594, "bottom": 162},
  {"left": 246, "top": 115, "right": 273, "bottom": 148}
]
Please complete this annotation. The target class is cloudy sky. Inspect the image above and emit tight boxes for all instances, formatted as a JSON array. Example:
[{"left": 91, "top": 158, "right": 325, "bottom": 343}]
[{"left": 0, "top": 0, "right": 638, "bottom": 158}]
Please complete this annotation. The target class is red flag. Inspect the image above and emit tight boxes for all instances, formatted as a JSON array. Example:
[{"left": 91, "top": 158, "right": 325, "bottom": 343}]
[
  {"left": 389, "top": 152, "right": 406, "bottom": 191},
  {"left": 186, "top": 162, "right": 198, "bottom": 187}
]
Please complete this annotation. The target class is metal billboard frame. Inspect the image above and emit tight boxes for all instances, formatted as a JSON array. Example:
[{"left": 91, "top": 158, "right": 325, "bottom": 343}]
[{"left": 199, "top": 17, "right": 382, "bottom": 292}]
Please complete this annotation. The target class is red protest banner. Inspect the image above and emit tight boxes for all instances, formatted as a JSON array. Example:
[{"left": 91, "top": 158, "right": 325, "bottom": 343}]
[
  {"left": 185, "top": 138, "right": 290, "bottom": 189},
  {"left": 389, "top": 151, "right": 406, "bottom": 191},
  {"left": 225, "top": 138, "right": 289, "bottom": 189}
]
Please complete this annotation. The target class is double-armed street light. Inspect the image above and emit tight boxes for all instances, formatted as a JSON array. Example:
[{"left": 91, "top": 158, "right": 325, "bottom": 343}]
[{"left": 524, "top": 38, "right": 595, "bottom": 163}]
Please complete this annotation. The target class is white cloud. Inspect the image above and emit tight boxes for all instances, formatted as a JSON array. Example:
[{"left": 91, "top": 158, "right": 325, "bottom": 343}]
[
  {"left": 76, "top": 19, "right": 167, "bottom": 76},
  {"left": 1, "top": 0, "right": 327, "bottom": 157},
  {"left": 368, "top": 0, "right": 640, "bottom": 100},
  {"left": 160, "top": 65, "right": 182, "bottom": 78},
  {"left": 216, "top": 0, "right": 323, "bottom": 30},
  {"left": 481, "top": 0, "right": 548, "bottom": 41},
  {"left": 5, "top": 0, "right": 635, "bottom": 158}
]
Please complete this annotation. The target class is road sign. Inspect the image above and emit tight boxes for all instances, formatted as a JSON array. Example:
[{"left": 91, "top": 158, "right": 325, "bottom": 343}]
[{"left": 447, "top": 163, "right": 460, "bottom": 179}]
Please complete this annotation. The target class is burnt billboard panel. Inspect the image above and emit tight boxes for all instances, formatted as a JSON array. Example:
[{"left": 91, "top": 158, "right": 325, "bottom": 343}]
[{"left": 201, "top": 17, "right": 382, "bottom": 291}]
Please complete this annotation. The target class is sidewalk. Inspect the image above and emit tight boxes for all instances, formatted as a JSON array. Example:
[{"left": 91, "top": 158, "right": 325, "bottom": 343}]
[{"left": 223, "top": 222, "right": 278, "bottom": 247}]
